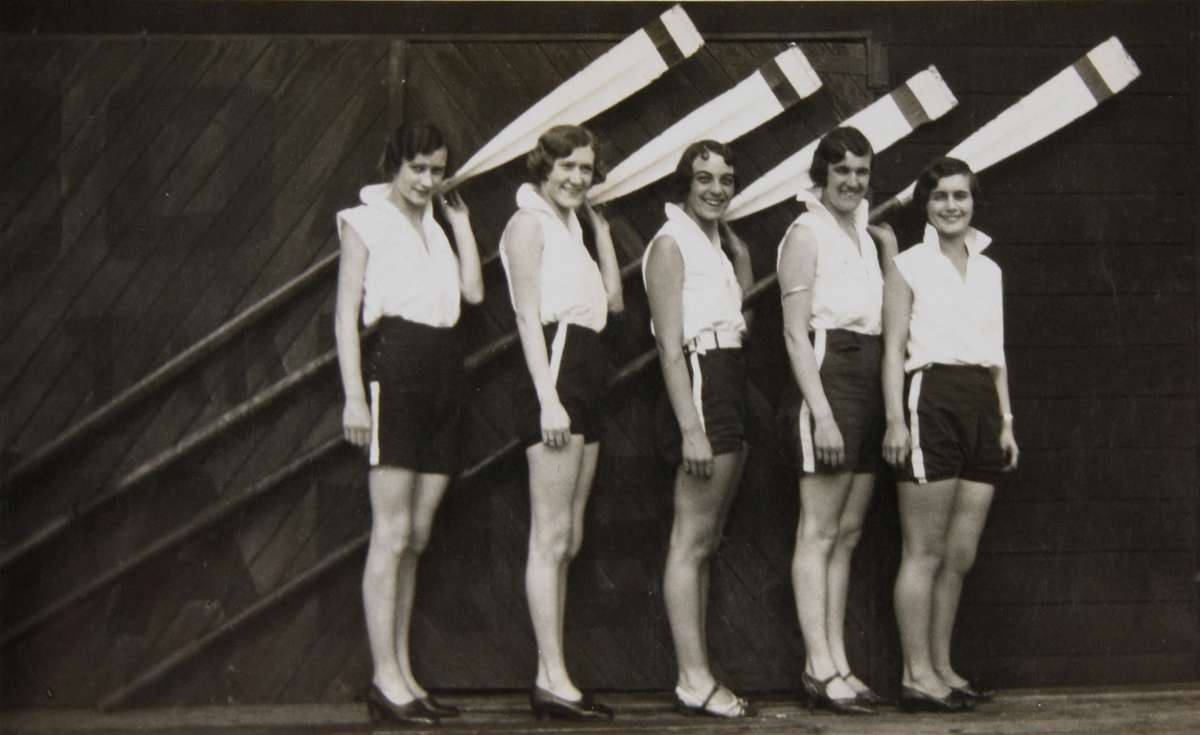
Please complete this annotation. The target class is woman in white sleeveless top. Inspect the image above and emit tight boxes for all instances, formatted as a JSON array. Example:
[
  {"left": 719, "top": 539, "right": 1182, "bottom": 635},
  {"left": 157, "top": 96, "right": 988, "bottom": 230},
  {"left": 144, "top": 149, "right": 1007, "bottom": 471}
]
[
  {"left": 776, "top": 127, "right": 895, "bottom": 714},
  {"left": 882, "top": 157, "right": 1017, "bottom": 712},
  {"left": 644, "top": 140, "right": 754, "bottom": 718},
  {"left": 498, "top": 125, "right": 623, "bottom": 721},
  {"left": 334, "top": 122, "right": 483, "bottom": 726}
]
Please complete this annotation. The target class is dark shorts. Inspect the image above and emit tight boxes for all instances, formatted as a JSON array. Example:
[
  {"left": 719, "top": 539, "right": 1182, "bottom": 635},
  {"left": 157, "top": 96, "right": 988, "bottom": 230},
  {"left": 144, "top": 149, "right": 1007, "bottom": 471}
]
[
  {"left": 513, "top": 322, "right": 608, "bottom": 449},
  {"left": 657, "top": 347, "right": 748, "bottom": 465},
  {"left": 780, "top": 329, "right": 883, "bottom": 475},
  {"left": 898, "top": 363, "right": 1006, "bottom": 485},
  {"left": 365, "top": 316, "right": 464, "bottom": 474}
]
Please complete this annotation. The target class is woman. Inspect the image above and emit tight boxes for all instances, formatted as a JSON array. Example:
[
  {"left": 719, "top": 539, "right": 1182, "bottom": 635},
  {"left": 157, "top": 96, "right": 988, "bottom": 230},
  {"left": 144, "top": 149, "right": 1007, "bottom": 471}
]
[
  {"left": 777, "top": 127, "right": 894, "bottom": 715},
  {"left": 644, "top": 140, "right": 755, "bottom": 719},
  {"left": 334, "top": 122, "right": 484, "bottom": 726},
  {"left": 882, "top": 157, "right": 1019, "bottom": 712},
  {"left": 499, "top": 125, "right": 624, "bottom": 721}
]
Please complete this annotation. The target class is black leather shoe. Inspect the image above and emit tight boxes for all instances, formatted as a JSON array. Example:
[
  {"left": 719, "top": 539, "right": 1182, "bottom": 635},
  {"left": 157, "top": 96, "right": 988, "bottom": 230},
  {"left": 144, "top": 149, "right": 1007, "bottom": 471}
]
[
  {"left": 898, "top": 685, "right": 968, "bottom": 713},
  {"left": 530, "top": 687, "right": 613, "bottom": 721},
  {"left": 950, "top": 681, "right": 995, "bottom": 703},
  {"left": 838, "top": 670, "right": 895, "bottom": 707},
  {"left": 801, "top": 672, "right": 874, "bottom": 715},
  {"left": 418, "top": 695, "right": 460, "bottom": 718},
  {"left": 366, "top": 683, "right": 439, "bottom": 726}
]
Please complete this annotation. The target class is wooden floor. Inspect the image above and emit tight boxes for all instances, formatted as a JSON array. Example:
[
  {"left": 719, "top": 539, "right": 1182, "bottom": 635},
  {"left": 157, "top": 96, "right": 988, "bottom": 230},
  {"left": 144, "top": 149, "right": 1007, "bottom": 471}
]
[{"left": 2, "top": 684, "right": 1198, "bottom": 735}]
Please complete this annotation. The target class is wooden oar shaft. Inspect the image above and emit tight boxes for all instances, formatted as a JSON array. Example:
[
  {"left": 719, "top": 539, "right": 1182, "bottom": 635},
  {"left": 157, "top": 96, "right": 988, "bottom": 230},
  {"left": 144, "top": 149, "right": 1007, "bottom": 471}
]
[{"left": 5, "top": 252, "right": 339, "bottom": 489}]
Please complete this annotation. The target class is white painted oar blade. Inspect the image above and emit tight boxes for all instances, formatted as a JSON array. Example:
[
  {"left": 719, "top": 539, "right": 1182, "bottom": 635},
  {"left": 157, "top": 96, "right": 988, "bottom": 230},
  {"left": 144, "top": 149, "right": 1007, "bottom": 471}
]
[
  {"left": 446, "top": 5, "right": 703, "bottom": 187},
  {"left": 589, "top": 45, "right": 823, "bottom": 204},
  {"left": 892, "top": 36, "right": 1140, "bottom": 205},
  {"left": 726, "top": 66, "right": 957, "bottom": 221}
]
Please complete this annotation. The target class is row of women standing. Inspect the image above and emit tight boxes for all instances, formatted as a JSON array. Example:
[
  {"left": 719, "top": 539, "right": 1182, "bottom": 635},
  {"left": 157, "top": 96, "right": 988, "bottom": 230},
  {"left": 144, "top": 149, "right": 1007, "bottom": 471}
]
[{"left": 333, "top": 121, "right": 1019, "bottom": 726}]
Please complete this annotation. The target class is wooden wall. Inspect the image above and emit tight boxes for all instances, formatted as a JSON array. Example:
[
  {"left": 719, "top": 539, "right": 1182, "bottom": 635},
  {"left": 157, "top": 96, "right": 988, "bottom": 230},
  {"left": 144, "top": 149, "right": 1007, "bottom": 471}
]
[{"left": 0, "top": 0, "right": 1195, "bottom": 709}]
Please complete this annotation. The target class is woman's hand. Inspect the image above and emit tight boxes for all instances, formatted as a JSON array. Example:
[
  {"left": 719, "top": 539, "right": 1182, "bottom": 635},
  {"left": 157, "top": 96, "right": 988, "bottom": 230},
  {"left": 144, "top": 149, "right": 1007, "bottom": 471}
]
[
  {"left": 582, "top": 199, "right": 610, "bottom": 233},
  {"left": 999, "top": 425, "right": 1020, "bottom": 471},
  {"left": 681, "top": 425, "right": 714, "bottom": 478},
  {"left": 342, "top": 397, "right": 372, "bottom": 448},
  {"left": 813, "top": 413, "right": 845, "bottom": 469},
  {"left": 540, "top": 397, "right": 572, "bottom": 449},
  {"left": 719, "top": 219, "right": 749, "bottom": 258},
  {"left": 882, "top": 419, "right": 911, "bottom": 468},
  {"left": 437, "top": 190, "right": 471, "bottom": 227}
]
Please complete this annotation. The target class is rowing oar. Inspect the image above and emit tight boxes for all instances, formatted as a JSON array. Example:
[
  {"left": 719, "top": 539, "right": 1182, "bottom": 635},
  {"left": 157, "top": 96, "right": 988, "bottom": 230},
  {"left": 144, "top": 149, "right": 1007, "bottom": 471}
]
[
  {"left": 588, "top": 44, "right": 823, "bottom": 204},
  {"left": 440, "top": 4, "right": 702, "bottom": 191},
  {"left": 874, "top": 36, "right": 1140, "bottom": 217},
  {"left": 725, "top": 66, "right": 958, "bottom": 222}
]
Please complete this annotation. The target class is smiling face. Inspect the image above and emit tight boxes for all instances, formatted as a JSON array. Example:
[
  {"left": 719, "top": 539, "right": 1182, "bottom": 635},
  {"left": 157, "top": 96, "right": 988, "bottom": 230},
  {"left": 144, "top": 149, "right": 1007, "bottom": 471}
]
[
  {"left": 539, "top": 145, "right": 595, "bottom": 214},
  {"left": 683, "top": 150, "right": 735, "bottom": 225},
  {"left": 925, "top": 173, "right": 975, "bottom": 239},
  {"left": 821, "top": 151, "right": 871, "bottom": 217},
  {"left": 391, "top": 147, "right": 448, "bottom": 210}
]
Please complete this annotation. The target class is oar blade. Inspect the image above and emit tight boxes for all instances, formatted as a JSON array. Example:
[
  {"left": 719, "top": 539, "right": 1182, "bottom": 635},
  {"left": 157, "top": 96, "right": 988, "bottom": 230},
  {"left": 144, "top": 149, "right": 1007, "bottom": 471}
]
[
  {"left": 589, "top": 44, "right": 823, "bottom": 204},
  {"left": 444, "top": 4, "right": 703, "bottom": 189},
  {"left": 891, "top": 36, "right": 1141, "bottom": 205},
  {"left": 726, "top": 66, "right": 957, "bottom": 221}
]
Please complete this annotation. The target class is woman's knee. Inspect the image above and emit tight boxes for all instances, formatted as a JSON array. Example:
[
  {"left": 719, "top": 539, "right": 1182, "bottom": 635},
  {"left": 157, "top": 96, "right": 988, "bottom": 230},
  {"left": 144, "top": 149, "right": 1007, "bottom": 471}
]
[
  {"left": 834, "top": 520, "right": 864, "bottom": 552},
  {"left": 797, "top": 521, "right": 839, "bottom": 555},
  {"left": 669, "top": 522, "right": 721, "bottom": 564},
  {"left": 370, "top": 517, "right": 417, "bottom": 559},
  {"left": 530, "top": 521, "right": 574, "bottom": 563},
  {"left": 900, "top": 537, "right": 946, "bottom": 573},
  {"left": 943, "top": 541, "right": 978, "bottom": 576}
]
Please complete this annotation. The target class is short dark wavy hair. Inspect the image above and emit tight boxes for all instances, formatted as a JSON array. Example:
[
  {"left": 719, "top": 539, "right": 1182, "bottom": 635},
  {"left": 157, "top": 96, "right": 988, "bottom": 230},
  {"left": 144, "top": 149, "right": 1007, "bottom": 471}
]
[
  {"left": 810, "top": 126, "right": 873, "bottom": 188},
  {"left": 672, "top": 139, "right": 737, "bottom": 200},
  {"left": 526, "top": 125, "right": 607, "bottom": 185},
  {"left": 379, "top": 122, "right": 449, "bottom": 180},
  {"left": 912, "top": 156, "right": 981, "bottom": 213}
]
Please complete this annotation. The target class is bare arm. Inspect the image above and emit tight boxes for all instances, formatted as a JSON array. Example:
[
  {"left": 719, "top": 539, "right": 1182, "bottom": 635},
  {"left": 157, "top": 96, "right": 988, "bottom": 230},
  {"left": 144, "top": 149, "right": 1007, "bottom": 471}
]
[
  {"left": 645, "top": 235, "right": 713, "bottom": 477},
  {"left": 584, "top": 200, "right": 624, "bottom": 313},
  {"left": 867, "top": 221, "right": 899, "bottom": 268},
  {"left": 504, "top": 211, "right": 571, "bottom": 448},
  {"left": 991, "top": 284, "right": 1018, "bottom": 470},
  {"left": 881, "top": 259, "right": 913, "bottom": 468},
  {"left": 333, "top": 224, "right": 372, "bottom": 448},
  {"left": 778, "top": 224, "right": 844, "bottom": 468},
  {"left": 438, "top": 191, "right": 484, "bottom": 304}
]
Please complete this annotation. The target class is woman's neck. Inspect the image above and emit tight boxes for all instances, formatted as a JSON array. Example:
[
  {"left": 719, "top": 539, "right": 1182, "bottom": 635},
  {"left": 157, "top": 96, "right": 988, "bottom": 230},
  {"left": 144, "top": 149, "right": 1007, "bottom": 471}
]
[
  {"left": 388, "top": 187, "right": 425, "bottom": 223},
  {"left": 937, "top": 232, "right": 968, "bottom": 257},
  {"left": 536, "top": 186, "right": 573, "bottom": 224},
  {"left": 684, "top": 206, "right": 720, "bottom": 241}
]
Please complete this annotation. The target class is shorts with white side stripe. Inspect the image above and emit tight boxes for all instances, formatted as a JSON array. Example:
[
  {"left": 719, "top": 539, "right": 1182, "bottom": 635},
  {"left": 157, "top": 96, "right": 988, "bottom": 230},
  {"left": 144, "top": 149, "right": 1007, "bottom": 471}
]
[
  {"left": 899, "top": 363, "right": 1006, "bottom": 485},
  {"left": 656, "top": 346, "right": 748, "bottom": 465},
  {"left": 513, "top": 322, "right": 608, "bottom": 448},
  {"left": 365, "top": 316, "right": 464, "bottom": 474},
  {"left": 781, "top": 328, "right": 883, "bottom": 475}
]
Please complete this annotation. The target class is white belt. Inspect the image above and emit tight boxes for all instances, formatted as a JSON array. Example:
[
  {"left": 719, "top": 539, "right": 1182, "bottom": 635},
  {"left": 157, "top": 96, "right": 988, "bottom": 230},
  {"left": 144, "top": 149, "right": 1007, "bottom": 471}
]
[{"left": 685, "top": 329, "right": 744, "bottom": 354}]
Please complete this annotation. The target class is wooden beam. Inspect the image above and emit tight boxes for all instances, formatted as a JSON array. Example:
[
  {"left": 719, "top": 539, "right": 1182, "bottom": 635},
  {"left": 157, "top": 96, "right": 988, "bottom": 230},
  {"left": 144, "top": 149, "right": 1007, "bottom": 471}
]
[{"left": 4, "top": 252, "right": 338, "bottom": 488}]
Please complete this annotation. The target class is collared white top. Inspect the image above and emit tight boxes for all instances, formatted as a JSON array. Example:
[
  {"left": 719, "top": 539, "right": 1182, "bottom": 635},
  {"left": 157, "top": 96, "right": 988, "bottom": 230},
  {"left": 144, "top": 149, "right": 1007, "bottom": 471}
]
[
  {"left": 892, "top": 224, "right": 1005, "bottom": 373},
  {"left": 778, "top": 188, "right": 882, "bottom": 335},
  {"left": 336, "top": 183, "right": 461, "bottom": 328},
  {"left": 643, "top": 202, "right": 747, "bottom": 342},
  {"left": 499, "top": 183, "right": 608, "bottom": 332}
]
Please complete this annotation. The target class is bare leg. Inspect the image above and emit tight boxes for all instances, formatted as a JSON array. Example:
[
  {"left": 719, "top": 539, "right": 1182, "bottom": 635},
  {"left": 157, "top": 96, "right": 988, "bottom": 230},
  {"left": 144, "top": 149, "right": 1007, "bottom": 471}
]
[
  {"left": 699, "top": 443, "right": 747, "bottom": 666},
  {"left": 828, "top": 473, "right": 875, "bottom": 691},
  {"left": 792, "top": 469, "right": 857, "bottom": 699},
  {"left": 392, "top": 472, "right": 451, "bottom": 699},
  {"left": 664, "top": 451, "right": 742, "bottom": 710},
  {"left": 931, "top": 480, "right": 994, "bottom": 689},
  {"left": 894, "top": 479, "right": 956, "bottom": 696},
  {"left": 559, "top": 442, "right": 600, "bottom": 626},
  {"left": 363, "top": 466, "right": 419, "bottom": 704},
  {"left": 526, "top": 436, "right": 586, "bottom": 700}
]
